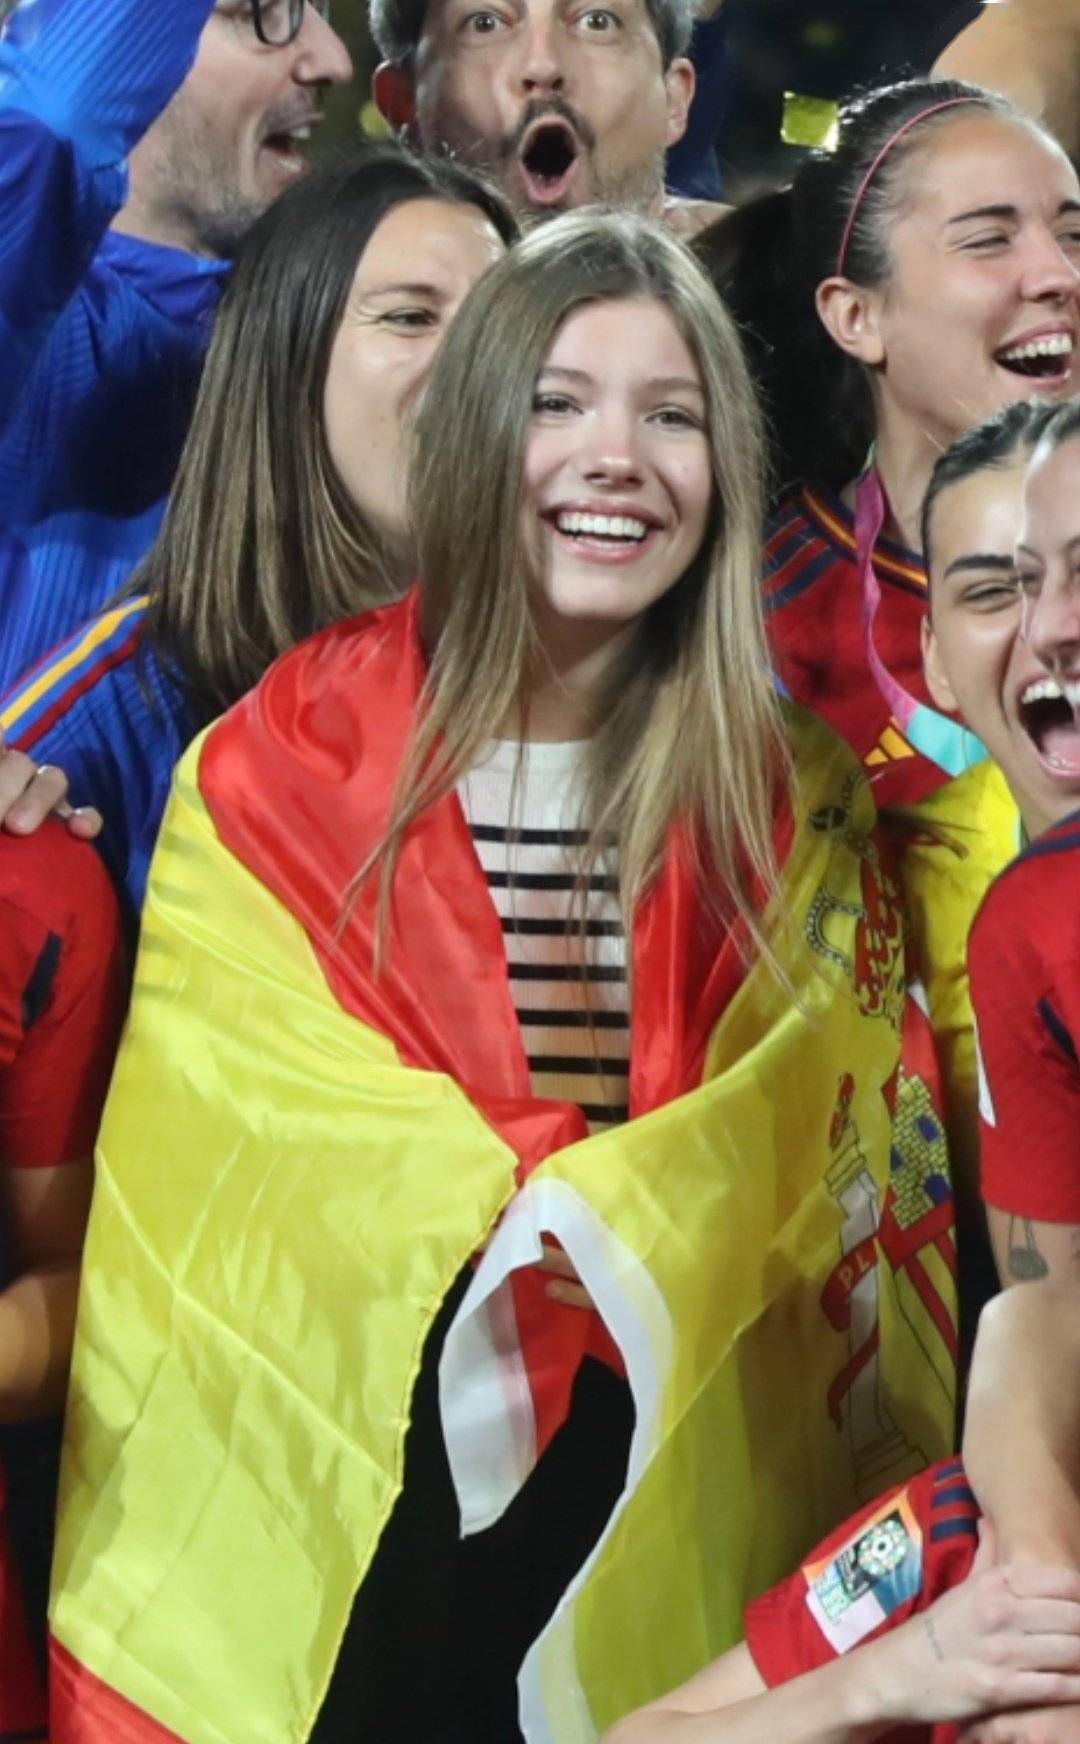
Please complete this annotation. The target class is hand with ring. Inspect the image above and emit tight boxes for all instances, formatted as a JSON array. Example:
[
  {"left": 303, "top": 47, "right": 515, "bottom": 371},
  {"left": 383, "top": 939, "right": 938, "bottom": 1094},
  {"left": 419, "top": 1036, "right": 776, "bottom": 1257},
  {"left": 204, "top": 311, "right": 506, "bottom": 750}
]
[{"left": 0, "top": 733, "right": 102, "bottom": 839}]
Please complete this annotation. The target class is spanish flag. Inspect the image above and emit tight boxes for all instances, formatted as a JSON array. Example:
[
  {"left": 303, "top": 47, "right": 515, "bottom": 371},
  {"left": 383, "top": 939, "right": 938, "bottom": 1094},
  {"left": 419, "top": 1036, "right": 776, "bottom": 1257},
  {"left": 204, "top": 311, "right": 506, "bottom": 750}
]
[{"left": 51, "top": 595, "right": 956, "bottom": 1743}]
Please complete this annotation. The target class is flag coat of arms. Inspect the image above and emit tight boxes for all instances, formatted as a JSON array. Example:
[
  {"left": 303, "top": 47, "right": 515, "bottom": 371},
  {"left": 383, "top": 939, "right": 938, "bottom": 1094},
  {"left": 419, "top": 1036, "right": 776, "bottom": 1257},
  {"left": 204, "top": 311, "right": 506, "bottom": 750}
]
[{"left": 50, "top": 596, "right": 956, "bottom": 1743}]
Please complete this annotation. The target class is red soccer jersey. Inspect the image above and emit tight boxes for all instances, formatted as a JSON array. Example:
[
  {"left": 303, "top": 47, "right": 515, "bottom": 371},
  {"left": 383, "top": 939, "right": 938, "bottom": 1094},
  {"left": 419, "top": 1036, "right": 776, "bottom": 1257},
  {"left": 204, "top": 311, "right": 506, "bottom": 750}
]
[
  {"left": 0, "top": 823, "right": 126, "bottom": 1172},
  {"left": 968, "top": 810, "right": 1080, "bottom": 1222},
  {"left": 745, "top": 1460, "right": 979, "bottom": 1744},
  {"left": 764, "top": 487, "right": 943, "bottom": 809},
  {"left": 0, "top": 826, "right": 125, "bottom": 1736}
]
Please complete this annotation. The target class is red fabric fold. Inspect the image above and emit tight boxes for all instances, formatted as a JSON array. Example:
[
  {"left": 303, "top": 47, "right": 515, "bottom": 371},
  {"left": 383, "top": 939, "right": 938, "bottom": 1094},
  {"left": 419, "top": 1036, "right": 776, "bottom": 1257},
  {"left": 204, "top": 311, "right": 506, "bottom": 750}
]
[{"left": 50, "top": 1636, "right": 180, "bottom": 1744}]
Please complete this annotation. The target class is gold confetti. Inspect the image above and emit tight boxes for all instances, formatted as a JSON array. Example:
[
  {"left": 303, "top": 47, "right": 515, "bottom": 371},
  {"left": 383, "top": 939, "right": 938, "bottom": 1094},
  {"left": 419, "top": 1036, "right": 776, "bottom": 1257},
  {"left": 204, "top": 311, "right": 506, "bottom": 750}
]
[{"left": 781, "top": 91, "right": 840, "bottom": 152}]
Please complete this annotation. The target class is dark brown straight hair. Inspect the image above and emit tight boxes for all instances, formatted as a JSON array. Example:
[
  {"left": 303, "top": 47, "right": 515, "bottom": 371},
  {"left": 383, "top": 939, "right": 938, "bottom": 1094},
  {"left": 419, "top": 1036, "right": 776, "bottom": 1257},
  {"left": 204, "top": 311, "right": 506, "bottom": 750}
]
[{"left": 131, "top": 143, "right": 517, "bottom": 724}]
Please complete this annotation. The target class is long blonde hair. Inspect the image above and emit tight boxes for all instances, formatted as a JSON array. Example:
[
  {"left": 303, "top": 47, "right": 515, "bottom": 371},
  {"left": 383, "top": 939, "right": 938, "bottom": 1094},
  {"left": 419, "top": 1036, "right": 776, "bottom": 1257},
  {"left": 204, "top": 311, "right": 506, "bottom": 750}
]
[{"left": 365, "top": 211, "right": 789, "bottom": 971}]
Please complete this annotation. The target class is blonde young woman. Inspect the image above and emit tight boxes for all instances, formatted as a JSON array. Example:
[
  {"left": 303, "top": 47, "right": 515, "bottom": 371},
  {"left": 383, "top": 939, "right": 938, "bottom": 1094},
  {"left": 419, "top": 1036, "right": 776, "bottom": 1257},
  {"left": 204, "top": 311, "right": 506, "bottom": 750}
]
[{"left": 52, "top": 216, "right": 956, "bottom": 1744}]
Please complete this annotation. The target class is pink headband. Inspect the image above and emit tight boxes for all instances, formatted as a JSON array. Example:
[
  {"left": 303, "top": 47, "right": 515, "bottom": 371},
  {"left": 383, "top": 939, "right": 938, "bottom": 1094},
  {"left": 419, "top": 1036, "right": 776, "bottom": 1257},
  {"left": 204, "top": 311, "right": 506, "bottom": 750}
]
[{"left": 835, "top": 96, "right": 981, "bottom": 278}]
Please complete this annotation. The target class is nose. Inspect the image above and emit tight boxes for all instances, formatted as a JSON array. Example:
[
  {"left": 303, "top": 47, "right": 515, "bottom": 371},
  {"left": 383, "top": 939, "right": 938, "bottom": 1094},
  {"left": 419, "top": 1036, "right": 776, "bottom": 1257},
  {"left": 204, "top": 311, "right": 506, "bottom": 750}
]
[
  {"left": 1023, "top": 571, "right": 1080, "bottom": 672},
  {"left": 579, "top": 405, "right": 645, "bottom": 487},
  {"left": 293, "top": 5, "right": 354, "bottom": 84},
  {"left": 1020, "top": 226, "right": 1080, "bottom": 306},
  {"left": 518, "top": 17, "right": 564, "bottom": 93}
]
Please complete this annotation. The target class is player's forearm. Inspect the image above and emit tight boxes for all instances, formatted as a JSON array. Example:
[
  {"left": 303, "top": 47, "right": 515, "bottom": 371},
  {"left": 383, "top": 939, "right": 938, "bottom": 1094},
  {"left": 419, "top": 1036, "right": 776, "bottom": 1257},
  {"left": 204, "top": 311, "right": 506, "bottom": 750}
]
[
  {"left": 934, "top": 5, "right": 1080, "bottom": 172},
  {"left": 604, "top": 1648, "right": 909, "bottom": 1744},
  {"left": 0, "top": 1261, "right": 79, "bottom": 1420},
  {"left": 963, "top": 1284, "right": 1080, "bottom": 1564}
]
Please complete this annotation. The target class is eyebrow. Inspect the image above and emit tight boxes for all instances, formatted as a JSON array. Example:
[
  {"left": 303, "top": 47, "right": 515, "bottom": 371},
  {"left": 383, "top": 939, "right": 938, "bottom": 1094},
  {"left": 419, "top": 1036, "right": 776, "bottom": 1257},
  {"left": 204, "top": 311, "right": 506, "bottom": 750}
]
[
  {"left": 947, "top": 199, "right": 1080, "bottom": 225},
  {"left": 359, "top": 282, "right": 446, "bottom": 300},
  {"left": 538, "top": 365, "right": 705, "bottom": 394},
  {"left": 942, "top": 552, "right": 1016, "bottom": 578}
]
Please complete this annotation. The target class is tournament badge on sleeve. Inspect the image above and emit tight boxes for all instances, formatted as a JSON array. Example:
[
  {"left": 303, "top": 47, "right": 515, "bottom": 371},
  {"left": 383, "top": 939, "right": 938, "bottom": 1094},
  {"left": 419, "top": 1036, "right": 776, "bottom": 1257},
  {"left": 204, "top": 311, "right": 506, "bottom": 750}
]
[{"left": 804, "top": 1488, "right": 923, "bottom": 1654}]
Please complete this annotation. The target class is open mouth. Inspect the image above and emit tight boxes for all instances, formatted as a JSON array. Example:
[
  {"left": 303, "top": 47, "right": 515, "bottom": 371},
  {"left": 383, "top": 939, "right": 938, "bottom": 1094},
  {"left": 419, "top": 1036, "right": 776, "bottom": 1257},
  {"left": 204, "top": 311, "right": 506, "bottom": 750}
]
[
  {"left": 261, "top": 121, "right": 317, "bottom": 168},
  {"left": 553, "top": 510, "right": 650, "bottom": 548},
  {"left": 995, "top": 333, "right": 1074, "bottom": 383},
  {"left": 519, "top": 121, "right": 580, "bottom": 204},
  {"left": 1019, "top": 675, "right": 1080, "bottom": 771}
]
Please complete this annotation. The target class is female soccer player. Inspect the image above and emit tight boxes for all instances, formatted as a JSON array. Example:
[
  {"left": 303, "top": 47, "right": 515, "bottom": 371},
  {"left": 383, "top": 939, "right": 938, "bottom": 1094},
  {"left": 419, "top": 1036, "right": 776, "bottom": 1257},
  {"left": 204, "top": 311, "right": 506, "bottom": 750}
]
[
  {"left": 963, "top": 398, "right": 1080, "bottom": 1289},
  {"left": 49, "top": 214, "right": 952, "bottom": 1743},
  {"left": 698, "top": 78, "right": 1080, "bottom": 807}
]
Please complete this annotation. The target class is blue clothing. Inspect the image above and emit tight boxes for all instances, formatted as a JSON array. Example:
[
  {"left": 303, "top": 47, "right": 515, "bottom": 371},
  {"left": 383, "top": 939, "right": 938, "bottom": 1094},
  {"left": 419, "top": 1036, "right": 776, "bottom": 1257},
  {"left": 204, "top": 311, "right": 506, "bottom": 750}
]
[
  {"left": 0, "top": 0, "right": 226, "bottom": 693},
  {"left": 0, "top": 596, "right": 196, "bottom": 920},
  {"left": 666, "top": 11, "right": 731, "bottom": 202}
]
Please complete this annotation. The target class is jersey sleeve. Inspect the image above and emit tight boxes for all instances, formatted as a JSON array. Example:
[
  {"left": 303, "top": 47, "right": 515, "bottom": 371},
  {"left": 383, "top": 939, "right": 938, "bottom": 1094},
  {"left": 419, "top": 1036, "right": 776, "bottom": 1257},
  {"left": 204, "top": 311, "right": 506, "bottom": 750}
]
[
  {"left": 745, "top": 1462, "right": 978, "bottom": 1688},
  {"left": 0, "top": 829, "right": 126, "bottom": 1170},
  {"left": 0, "top": 597, "right": 177, "bottom": 920},
  {"left": 969, "top": 869, "right": 1080, "bottom": 1222},
  {"left": 0, "top": 0, "right": 215, "bottom": 436}
]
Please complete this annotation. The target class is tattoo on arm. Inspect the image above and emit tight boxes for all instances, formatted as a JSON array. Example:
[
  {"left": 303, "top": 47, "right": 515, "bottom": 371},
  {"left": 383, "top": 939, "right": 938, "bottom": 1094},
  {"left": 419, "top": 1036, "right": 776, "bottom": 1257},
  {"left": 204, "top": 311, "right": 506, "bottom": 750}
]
[
  {"left": 1007, "top": 1216, "right": 1050, "bottom": 1283},
  {"left": 924, "top": 1612, "right": 945, "bottom": 1664}
]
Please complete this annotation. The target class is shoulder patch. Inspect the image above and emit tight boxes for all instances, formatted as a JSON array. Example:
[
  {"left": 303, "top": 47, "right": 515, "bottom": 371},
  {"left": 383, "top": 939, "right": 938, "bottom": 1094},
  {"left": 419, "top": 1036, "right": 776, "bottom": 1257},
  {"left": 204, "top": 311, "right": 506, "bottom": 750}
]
[{"left": 804, "top": 1489, "right": 923, "bottom": 1653}]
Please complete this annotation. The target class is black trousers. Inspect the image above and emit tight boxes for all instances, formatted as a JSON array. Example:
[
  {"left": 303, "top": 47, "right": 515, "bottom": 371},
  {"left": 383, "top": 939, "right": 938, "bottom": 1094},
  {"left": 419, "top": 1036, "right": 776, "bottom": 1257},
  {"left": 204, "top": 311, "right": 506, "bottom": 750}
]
[{"left": 312, "top": 1274, "right": 634, "bottom": 1743}]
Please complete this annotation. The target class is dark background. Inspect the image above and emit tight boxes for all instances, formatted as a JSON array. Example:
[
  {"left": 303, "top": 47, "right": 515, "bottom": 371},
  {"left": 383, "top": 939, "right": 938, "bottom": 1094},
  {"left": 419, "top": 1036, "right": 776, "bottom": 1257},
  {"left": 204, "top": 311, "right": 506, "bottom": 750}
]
[{"left": 323, "top": 0, "right": 984, "bottom": 191}]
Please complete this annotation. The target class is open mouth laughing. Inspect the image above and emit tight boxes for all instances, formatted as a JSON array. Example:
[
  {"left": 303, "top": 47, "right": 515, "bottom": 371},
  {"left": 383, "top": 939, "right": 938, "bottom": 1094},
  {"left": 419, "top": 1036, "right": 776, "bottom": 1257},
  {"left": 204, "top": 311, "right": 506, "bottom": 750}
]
[
  {"left": 995, "top": 331, "right": 1075, "bottom": 387},
  {"left": 518, "top": 118, "right": 581, "bottom": 207},
  {"left": 1018, "top": 674, "right": 1080, "bottom": 774}
]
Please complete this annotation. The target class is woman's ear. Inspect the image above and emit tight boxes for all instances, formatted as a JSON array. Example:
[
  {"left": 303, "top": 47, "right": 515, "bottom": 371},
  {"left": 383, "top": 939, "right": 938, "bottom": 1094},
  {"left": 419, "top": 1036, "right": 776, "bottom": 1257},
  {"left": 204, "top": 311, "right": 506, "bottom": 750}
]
[
  {"left": 815, "top": 277, "right": 886, "bottom": 367},
  {"left": 921, "top": 612, "right": 960, "bottom": 714}
]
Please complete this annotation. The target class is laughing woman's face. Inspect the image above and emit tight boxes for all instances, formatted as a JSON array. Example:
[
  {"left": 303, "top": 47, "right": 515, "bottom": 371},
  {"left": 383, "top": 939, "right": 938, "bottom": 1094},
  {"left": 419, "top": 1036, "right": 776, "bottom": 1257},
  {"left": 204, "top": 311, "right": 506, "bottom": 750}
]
[
  {"left": 923, "top": 449, "right": 1080, "bottom": 838},
  {"left": 857, "top": 114, "right": 1080, "bottom": 452}
]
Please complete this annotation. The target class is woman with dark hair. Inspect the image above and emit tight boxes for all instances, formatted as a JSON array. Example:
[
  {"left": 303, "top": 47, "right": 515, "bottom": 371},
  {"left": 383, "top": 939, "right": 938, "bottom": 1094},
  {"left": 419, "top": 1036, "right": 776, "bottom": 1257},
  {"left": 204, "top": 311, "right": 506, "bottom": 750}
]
[
  {"left": 52, "top": 212, "right": 953, "bottom": 1744},
  {"left": 696, "top": 77, "right": 1080, "bottom": 807},
  {"left": 0, "top": 141, "right": 517, "bottom": 917}
]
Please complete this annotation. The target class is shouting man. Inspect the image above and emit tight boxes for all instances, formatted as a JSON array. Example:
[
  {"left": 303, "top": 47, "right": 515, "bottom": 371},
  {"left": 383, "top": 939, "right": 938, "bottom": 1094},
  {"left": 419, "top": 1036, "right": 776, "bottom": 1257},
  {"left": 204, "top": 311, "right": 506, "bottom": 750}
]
[{"left": 369, "top": 0, "right": 720, "bottom": 229}]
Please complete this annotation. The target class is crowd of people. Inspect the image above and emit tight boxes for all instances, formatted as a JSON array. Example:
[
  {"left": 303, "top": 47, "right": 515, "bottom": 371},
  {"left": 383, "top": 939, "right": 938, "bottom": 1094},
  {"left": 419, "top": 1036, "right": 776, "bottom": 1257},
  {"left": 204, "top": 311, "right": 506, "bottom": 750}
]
[{"left": 1, "top": 0, "right": 1080, "bottom": 1740}]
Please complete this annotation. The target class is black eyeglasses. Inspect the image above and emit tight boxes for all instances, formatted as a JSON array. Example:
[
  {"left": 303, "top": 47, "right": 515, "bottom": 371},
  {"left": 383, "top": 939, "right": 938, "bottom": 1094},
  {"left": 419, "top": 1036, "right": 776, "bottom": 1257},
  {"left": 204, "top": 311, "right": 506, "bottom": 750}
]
[{"left": 251, "top": 0, "right": 332, "bottom": 45}]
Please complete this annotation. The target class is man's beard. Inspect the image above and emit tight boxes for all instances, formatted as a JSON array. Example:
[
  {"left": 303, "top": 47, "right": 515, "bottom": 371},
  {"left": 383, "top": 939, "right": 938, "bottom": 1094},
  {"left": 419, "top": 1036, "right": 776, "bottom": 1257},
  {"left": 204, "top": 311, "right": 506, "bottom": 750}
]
[{"left": 144, "top": 93, "right": 271, "bottom": 259}]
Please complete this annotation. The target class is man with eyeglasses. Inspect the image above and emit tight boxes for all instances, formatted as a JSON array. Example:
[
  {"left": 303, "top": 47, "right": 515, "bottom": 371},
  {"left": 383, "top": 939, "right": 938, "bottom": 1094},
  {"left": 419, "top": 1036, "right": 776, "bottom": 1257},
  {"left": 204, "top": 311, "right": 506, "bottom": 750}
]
[{"left": 0, "top": 0, "right": 352, "bottom": 694}]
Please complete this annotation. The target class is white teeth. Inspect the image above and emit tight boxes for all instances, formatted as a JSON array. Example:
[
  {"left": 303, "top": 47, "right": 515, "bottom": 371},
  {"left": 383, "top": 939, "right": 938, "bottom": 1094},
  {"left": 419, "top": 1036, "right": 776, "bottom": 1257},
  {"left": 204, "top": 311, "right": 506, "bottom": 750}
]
[
  {"left": 999, "top": 334, "right": 1074, "bottom": 363},
  {"left": 555, "top": 510, "right": 649, "bottom": 540},
  {"left": 1066, "top": 680, "right": 1080, "bottom": 710},
  {"left": 1021, "top": 676, "right": 1066, "bottom": 704}
]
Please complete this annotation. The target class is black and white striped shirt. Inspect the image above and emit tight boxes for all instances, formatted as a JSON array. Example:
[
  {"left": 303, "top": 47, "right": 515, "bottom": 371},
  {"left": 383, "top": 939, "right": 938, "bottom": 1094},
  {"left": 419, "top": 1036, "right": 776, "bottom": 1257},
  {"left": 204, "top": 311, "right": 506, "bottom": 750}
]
[{"left": 458, "top": 740, "right": 630, "bottom": 1129}]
